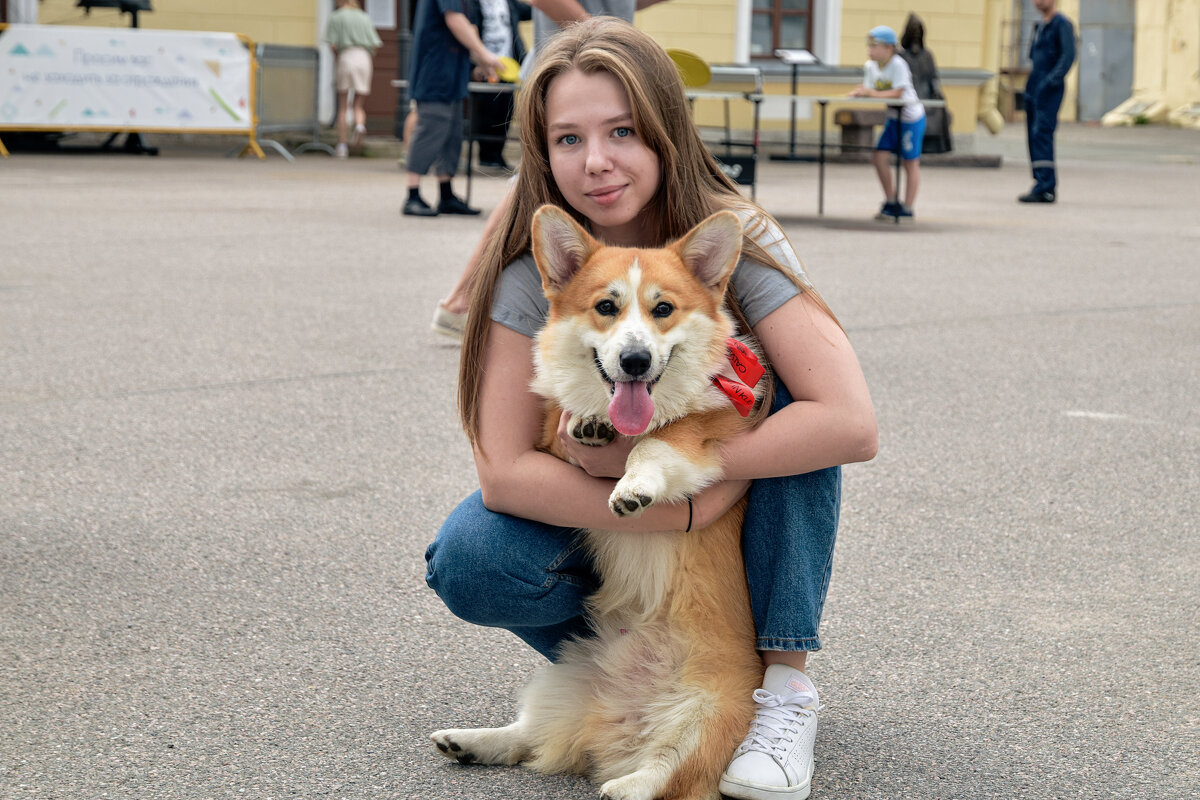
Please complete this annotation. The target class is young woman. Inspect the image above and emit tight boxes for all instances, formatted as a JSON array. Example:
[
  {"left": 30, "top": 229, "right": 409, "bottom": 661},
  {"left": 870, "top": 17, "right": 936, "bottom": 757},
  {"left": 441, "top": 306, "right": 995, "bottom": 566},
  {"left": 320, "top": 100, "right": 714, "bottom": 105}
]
[
  {"left": 322, "top": 0, "right": 382, "bottom": 158},
  {"left": 425, "top": 19, "right": 877, "bottom": 800}
]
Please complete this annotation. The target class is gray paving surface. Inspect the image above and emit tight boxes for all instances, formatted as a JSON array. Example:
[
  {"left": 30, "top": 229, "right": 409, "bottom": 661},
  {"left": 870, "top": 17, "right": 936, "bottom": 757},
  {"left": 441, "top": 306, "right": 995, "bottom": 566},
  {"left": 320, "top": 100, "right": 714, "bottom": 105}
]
[{"left": 2, "top": 122, "right": 1199, "bottom": 799}]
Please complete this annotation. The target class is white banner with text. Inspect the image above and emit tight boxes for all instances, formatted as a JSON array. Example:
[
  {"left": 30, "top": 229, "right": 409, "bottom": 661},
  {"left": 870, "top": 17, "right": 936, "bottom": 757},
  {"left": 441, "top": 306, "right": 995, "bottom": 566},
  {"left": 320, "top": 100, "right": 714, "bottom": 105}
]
[{"left": 0, "top": 24, "right": 252, "bottom": 132}]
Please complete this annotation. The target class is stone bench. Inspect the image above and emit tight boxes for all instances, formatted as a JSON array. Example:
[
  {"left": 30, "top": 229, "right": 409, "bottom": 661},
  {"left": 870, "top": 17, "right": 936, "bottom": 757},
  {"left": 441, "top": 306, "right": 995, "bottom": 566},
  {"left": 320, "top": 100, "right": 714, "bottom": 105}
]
[{"left": 834, "top": 108, "right": 888, "bottom": 153}]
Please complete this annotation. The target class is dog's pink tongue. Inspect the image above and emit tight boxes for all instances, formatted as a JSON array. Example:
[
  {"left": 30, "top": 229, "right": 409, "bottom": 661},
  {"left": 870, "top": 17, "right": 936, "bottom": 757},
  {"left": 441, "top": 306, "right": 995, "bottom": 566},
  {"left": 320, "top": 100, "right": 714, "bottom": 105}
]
[{"left": 608, "top": 381, "right": 655, "bottom": 436}]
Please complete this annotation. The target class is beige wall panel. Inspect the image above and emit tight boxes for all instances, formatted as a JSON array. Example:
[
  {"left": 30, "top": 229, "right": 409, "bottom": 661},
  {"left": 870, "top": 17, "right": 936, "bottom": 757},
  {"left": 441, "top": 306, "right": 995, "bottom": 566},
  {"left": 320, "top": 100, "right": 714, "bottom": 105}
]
[
  {"left": 839, "top": 2, "right": 986, "bottom": 69},
  {"left": 640, "top": 2, "right": 738, "bottom": 63},
  {"left": 1164, "top": 0, "right": 1200, "bottom": 105},
  {"left": 36, "top": 0, "right": 317, "bottom": 47},
  {"left": 1133, "top": 19, "right": 1167, "bottom": 96}
]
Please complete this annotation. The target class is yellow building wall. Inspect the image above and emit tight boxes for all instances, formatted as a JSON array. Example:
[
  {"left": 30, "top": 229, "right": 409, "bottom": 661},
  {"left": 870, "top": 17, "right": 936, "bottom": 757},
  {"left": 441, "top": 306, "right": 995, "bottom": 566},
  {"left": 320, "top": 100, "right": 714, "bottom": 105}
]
[
  {"left": 839, "top": 1, "right": 1087, "bottom": 127},
  {"left": 641, "top": 0, "right": 995, "bottom": 69},
  {"left": 1133, "top": 0, "right": 1200, "bottom": 106},
  {"left": 1103, "top": 0, "right": 1200, "bottom": 126},
  {"left": 36, "top": 0, "right": 317, "bottom": 47},
  {"left": 638, "top": 0, "right": 739, "bottom": 63},
  {"left": 641, "top": 1, "right": 999, "bottom": 138},
  {"left": 840, "top": 0, "right": 986, "bottom": 69}
]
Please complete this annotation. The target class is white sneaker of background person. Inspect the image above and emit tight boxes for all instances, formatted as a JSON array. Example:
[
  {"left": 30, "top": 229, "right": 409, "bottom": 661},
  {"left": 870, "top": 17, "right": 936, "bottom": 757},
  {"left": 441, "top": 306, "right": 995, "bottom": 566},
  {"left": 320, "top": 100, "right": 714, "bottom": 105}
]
[{"left": 720, "top": 663, "right": 822, "bottom": 800}]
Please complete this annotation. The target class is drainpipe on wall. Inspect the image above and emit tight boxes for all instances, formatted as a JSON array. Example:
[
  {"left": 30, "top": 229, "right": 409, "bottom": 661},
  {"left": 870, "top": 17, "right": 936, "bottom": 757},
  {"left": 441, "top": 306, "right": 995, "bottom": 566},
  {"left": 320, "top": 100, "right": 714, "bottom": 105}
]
[{"left": 978, "top": 0, "right": 1006, "bottom": 134}]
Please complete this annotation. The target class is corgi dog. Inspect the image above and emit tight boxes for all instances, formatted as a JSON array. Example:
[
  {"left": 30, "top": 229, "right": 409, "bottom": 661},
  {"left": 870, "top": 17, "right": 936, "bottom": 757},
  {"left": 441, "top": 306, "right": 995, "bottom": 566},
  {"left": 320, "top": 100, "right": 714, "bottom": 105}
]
[{"left": 431, "top": 205, "right": 768, "bottom": 800}]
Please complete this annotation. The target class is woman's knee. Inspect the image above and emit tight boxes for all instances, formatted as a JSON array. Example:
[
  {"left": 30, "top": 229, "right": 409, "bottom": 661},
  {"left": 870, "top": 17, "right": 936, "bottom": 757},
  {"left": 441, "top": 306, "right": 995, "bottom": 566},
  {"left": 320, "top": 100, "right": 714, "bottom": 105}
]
[
  {"left": 424, "top": 495, "right": 504, "bottom": 620},
  {"left": 425, "top": 492, "right": 595, "bottom": 629}
]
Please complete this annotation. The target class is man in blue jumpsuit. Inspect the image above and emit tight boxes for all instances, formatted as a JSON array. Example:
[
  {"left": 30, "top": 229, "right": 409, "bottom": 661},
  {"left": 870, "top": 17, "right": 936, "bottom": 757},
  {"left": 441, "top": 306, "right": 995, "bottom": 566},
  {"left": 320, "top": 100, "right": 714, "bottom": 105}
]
[{"left": 1020, "top": 0, "right": 1076, "bottom": 203}]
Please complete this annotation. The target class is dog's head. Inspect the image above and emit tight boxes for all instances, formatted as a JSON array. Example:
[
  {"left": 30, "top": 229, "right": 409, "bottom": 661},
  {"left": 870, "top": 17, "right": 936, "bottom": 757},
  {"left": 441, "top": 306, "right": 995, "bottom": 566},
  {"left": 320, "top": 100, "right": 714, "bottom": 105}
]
[{"left": 530, "top": 205, "right": 743, "bottom": 436}]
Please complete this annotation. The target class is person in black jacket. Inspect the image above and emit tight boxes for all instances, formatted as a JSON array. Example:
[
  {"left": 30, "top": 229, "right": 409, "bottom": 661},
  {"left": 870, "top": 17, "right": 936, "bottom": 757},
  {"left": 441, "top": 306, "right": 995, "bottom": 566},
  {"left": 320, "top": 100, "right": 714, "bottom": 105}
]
[
  {"left": 900, "top": 13, "right": 952, "bottom": 155},
  {"left": 403, "top": 0, "right": 502, "bottom": 217},
  {"left": 1020, "top": 0, "right": 1076, "bottom": 203}
]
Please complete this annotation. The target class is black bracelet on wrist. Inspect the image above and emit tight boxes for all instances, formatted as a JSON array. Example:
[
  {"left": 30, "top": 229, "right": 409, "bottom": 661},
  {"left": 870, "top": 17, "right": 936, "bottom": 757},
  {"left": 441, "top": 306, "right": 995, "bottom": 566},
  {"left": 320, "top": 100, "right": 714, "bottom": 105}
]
[{"left": 684, "top": 496, "right": 693, "bottom": 533}]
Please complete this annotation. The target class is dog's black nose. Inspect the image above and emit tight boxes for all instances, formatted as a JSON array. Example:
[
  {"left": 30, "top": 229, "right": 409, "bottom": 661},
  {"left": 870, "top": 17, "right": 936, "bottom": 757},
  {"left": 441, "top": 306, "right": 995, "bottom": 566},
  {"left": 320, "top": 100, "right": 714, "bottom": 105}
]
[{"left": 620, "top": 349, "right": 652, "bottom": 378}]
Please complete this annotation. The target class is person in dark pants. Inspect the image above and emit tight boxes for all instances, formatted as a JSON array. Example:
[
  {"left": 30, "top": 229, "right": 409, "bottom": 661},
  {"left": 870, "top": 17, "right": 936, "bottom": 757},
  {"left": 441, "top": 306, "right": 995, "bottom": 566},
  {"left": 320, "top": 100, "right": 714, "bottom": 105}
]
[
  {"left": 1021, "top": 0, "right": 1075, "bottom": 204},
  {"left": 404, "top": 0, "right": 502, "bottom": 217},
  {"left": 470, "top": 0, "right": 531, "bottom": 171}
]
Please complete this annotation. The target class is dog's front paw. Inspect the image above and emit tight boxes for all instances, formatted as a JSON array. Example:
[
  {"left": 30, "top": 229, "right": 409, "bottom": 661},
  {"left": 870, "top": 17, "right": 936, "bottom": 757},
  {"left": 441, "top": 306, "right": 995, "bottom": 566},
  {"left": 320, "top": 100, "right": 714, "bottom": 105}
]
[
  {"left": 430, "top": 729, "right": 480, "bottom": 764},
  {"left": 609, "top": 487, "right": 653, "bottom": 518},
  {"left": 609, "top": 469, "right": 666, "bottom": 518},
  {"left": 599, "top": 772, "right": 659, "bottom": 800},
  {"left": 568, "top": 414, "right": 617, "bottom": 447},
  {"left": 430, "top": 723, "right": 529, "bottom": 766}
]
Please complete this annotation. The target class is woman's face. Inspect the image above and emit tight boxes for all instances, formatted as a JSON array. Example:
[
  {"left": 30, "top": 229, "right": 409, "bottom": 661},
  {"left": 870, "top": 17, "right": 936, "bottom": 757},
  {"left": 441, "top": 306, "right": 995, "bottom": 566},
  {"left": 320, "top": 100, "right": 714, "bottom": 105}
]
[{"left": 544, "top": 69, "right": 661, "bottom": 246}]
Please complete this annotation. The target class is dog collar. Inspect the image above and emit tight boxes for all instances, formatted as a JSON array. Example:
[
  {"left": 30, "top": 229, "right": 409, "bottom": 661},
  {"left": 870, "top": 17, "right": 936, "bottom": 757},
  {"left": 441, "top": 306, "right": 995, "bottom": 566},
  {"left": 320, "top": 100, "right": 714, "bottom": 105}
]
[{"left": 712, "top": 338, "right": 763, "bottom": 417}]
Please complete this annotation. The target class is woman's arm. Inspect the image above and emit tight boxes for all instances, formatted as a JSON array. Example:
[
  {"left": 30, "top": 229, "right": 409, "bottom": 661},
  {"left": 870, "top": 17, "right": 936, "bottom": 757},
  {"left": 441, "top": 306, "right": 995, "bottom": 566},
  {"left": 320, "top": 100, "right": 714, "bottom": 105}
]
[
  {"left": 474, "top": 322, "right": 750, "bottom": 531},
  {"left": 717, "top": 292, "right": 878, "bottom": 479}
]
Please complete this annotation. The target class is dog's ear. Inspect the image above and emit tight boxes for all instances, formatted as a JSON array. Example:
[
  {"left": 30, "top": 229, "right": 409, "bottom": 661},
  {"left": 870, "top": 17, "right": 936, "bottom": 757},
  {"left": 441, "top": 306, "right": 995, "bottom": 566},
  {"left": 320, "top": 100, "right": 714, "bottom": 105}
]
[
  {"left": 673, "top": 210, "right": 743, "bottom": 292},
  {"left": 532, "top": 205, "right": 598, "bottom": 297}
]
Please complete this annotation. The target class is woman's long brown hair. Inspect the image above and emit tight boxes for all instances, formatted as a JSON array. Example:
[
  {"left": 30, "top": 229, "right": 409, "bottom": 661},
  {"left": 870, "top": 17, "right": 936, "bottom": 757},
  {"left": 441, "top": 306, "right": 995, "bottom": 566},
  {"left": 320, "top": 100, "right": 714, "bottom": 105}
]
[{"left": 458, "top": 18, "right": 838, "bottom": 448}]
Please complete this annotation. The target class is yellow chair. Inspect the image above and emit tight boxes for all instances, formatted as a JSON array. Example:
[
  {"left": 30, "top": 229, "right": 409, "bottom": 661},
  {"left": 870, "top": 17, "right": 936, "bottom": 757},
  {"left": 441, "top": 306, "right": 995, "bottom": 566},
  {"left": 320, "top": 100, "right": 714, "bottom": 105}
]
[{"left": 667, "top": 49, "right": 711, "bottom": 89}]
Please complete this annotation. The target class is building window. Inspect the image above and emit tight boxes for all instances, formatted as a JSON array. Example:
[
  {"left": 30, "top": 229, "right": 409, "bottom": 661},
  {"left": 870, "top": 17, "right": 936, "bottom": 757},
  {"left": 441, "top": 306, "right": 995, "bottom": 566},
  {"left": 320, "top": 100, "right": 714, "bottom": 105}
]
[{"left": 750, "top": 0, "right": 813, "bottom": 58}]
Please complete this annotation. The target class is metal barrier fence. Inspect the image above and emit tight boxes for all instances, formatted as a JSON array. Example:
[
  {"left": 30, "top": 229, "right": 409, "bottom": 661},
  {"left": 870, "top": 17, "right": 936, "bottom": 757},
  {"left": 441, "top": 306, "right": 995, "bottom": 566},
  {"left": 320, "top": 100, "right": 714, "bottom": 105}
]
[{"left": 255, "top": 43, "right": 334, "bottom": 161}]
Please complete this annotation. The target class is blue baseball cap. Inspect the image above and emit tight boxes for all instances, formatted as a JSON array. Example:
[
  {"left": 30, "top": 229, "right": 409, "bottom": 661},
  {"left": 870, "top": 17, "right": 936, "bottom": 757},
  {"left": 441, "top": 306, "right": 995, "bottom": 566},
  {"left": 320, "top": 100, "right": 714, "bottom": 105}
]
[{"left": 868, "top": 25, "right": 898, "bottom": 46}]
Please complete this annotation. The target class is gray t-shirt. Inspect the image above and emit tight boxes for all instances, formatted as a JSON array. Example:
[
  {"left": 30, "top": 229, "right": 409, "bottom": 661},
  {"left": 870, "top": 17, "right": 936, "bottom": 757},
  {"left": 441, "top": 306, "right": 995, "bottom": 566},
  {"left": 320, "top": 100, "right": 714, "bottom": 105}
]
[
  {"left": 492, "top": 213, "right": 806, "bottom": 338},
  {"left": 532, "top": 0, "right": 636, "bottom": 52}
]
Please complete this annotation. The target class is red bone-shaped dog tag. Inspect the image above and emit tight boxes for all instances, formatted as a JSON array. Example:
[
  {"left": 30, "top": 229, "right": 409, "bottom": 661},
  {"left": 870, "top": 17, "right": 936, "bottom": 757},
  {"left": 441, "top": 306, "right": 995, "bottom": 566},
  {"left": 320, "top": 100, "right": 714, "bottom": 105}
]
[
  {"left": 712, "top": 375, "right": 755, "bottom": 417},
  {"left": 726, "top": 338, "right": 764, "bottom": 387}
]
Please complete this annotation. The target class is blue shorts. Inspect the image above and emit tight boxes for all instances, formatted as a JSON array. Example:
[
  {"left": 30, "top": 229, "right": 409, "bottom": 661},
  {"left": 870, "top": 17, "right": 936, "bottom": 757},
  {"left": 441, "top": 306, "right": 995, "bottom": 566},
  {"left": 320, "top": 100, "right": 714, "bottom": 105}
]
[{"left": 876, "top": 116, "right": 926, "bottom": 160}]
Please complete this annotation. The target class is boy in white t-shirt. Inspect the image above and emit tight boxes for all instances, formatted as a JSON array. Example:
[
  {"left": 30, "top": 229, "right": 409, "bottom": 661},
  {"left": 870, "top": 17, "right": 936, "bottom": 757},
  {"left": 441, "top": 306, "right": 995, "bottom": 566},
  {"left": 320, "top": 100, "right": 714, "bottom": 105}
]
[{"left": 849, "top": 25, "right": 926, "bottom": 221}]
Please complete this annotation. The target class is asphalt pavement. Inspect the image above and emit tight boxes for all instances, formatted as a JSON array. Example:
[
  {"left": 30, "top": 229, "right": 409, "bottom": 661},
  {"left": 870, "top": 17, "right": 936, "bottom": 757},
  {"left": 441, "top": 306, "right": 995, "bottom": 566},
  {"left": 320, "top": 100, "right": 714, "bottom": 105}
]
[{"left": 2, "top": 122, "right": 1198, "bottom": 799}]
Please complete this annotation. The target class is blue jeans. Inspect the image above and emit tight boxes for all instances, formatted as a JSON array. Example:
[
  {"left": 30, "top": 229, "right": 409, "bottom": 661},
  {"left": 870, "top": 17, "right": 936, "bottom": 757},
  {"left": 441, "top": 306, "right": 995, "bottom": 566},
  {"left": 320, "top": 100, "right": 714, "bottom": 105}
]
[{"left": 425, "top": 385, "right": 842, "bottom": 661}]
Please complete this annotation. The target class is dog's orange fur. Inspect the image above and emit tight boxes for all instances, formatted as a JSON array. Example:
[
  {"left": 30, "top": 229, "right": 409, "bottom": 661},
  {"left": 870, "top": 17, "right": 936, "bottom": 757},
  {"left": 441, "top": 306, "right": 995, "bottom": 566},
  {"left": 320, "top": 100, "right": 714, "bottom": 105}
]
[{"left": 432, "top": 206, "right": 764, "bottom": 800}]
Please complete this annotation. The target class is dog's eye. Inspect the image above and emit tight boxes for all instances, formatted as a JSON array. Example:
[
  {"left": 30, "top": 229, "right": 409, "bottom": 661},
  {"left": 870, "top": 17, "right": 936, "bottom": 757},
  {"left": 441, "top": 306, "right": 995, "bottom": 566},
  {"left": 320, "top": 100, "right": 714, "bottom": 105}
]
[
  {"left": 595, "top": 299, "right": 618, "bottom": 316},
  {"left": 652, "top": 302, "right": 674, "bottom": 318}
]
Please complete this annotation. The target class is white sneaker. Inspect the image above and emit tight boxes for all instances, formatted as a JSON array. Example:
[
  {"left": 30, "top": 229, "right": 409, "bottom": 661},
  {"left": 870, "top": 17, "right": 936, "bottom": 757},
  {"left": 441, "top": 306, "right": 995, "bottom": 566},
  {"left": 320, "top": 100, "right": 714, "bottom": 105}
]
[
  {"left": 430, "top": 302, "right": 467, "bottom": 342},
  {"left": 334, "top": 142, "right": 349, "bottom": 159},
  {"left": 719, "top": 664, "right": 821, "bottom": 800}
]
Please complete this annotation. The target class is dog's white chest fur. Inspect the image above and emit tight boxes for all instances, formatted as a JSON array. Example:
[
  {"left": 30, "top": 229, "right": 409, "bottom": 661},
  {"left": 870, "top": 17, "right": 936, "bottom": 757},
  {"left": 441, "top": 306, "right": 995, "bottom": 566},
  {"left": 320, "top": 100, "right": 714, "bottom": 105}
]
[{"left": 585, "top": 529, "right": 677, "bottom": 620}]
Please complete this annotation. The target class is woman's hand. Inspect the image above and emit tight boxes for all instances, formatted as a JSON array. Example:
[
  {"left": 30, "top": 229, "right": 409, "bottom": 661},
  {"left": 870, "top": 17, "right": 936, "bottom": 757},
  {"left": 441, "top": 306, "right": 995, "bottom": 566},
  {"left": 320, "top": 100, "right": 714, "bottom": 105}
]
[{"left": 556, "top": 412, "right": 635, "bottom": 478}]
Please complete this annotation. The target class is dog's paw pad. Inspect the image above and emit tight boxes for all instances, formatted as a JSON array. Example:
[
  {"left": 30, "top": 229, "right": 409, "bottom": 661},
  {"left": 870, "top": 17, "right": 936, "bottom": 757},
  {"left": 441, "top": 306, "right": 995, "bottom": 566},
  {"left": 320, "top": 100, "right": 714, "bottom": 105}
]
[
  {"left": 609, "top": 491, "right": 653, "bottom": 518},
  {"left": 430, "top": 731, "right": 477, "bottom": 764},
  {"left": 570, "top": 415, "right": 617, "bottom": 447}
]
